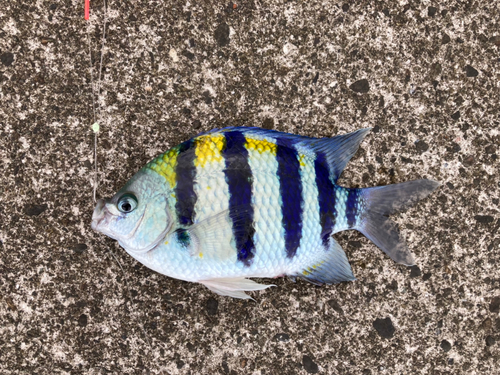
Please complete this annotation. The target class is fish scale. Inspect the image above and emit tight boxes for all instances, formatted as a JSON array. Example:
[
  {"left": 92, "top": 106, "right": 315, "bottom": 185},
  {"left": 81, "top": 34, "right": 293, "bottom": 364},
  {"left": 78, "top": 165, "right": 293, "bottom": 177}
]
[
  {"left": 245, "top": 136, "right": 285, "bottom": 273},
  {"left": 91, "top": 127, "right": 439, "bottom": 299}
]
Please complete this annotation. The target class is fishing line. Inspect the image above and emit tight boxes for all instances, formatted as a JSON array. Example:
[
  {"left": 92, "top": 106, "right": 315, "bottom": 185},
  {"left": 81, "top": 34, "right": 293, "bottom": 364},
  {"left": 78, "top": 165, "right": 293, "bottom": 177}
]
[
  {"left": 87, "top": 0, "right": 107, "bottom": 204},
  {"left": 85, "top": 0, "right": 154, "bottom": 357},
  {"left": 86, "top": 29, "right": 99, "bottom": 203}
]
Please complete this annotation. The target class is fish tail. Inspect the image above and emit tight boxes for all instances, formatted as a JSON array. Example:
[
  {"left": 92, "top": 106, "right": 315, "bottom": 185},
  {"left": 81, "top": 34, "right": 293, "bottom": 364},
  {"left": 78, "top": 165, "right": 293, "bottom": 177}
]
[{"left": 356, "top": 179, "right": 440, "bottom": 266}]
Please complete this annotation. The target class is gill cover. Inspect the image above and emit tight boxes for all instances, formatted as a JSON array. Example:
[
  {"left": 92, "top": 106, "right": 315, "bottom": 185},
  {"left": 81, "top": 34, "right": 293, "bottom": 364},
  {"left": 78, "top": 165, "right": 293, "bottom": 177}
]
[{"left": 117, "top": 193, "right": 172, "bottom": 253}]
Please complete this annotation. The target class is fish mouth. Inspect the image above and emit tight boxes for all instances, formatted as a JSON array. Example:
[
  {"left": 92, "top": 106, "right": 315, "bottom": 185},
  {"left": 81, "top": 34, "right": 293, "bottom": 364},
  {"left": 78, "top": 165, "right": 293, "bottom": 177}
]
[
  {"left": 91, "top": 199, "right": 109, "bottom": 233},
  {"left": 91, "top": 198, "right": 147, "bottom": 240}
]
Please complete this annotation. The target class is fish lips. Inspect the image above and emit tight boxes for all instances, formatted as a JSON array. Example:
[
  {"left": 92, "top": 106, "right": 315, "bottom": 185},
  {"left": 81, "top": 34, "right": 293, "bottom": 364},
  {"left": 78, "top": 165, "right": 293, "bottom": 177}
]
[{"left": 91, "top": 198, "right": 120, "bottom": 240}]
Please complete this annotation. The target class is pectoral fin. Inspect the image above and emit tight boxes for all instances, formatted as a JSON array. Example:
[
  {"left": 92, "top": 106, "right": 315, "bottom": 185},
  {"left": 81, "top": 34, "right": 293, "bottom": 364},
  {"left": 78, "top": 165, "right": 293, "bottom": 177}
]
[
  {"left": 185, "top": 206, "right": 255, "bottom": 261},
  {"left": 199, "top": 277, "right": 275, "bottom": 300}
]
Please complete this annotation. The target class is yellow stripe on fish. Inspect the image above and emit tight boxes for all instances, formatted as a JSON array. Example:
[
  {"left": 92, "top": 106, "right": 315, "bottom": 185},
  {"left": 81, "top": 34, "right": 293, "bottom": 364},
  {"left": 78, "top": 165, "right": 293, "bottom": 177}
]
[
  {"left": 298, "top": 153, "right": 307, "bottom": 167},
  {"left": 194, "top": 135, "right": 226, "bottom": 168},
  {"left": 146, "top": 148, "right": 179, "bottom": 188},
  {"left": 245, "top": 137, "right": 277, "bottom": 156}
]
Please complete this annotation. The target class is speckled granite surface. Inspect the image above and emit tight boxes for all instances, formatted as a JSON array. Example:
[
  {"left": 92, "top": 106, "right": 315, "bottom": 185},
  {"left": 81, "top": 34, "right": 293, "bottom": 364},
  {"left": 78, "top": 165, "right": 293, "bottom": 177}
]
[{"left": 1, "top": 0, "right": 499, "bottom": 374}]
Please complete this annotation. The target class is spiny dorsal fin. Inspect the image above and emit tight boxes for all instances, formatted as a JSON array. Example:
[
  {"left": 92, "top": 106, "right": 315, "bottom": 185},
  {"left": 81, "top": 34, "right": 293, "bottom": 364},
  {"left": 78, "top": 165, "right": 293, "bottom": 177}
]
[
  {"left": 199, "top": 127, "right": 371, "bottom": 183},
  {"left": 295, "top": 128, "right": 371, "bottom": 182}
]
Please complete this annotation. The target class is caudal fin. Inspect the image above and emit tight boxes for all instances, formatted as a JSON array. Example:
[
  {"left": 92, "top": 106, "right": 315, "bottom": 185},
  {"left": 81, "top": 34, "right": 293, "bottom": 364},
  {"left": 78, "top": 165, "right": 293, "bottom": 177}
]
[{"left": 357, "top": 179, "right": 440, "bottom": 266}]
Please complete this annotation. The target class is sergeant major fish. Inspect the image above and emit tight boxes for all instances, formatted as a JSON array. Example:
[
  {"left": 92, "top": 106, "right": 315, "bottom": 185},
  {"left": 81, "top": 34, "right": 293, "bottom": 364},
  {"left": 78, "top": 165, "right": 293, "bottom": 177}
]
[{"left": 91, "top": 127, "right": 439, "bottom": 299}]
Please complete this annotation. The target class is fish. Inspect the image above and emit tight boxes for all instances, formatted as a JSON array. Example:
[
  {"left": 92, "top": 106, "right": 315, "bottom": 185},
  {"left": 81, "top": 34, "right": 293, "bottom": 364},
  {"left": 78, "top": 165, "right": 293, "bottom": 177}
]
[{"left": 91, "top": 127, "right": 439, "bottom": 299}]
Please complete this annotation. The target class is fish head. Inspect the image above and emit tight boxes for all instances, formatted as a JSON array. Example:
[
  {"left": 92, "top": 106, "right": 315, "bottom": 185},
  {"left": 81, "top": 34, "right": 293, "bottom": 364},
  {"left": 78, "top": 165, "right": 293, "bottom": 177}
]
[{"left": 91, "top": 169, "right": 173, "bottom": 253}]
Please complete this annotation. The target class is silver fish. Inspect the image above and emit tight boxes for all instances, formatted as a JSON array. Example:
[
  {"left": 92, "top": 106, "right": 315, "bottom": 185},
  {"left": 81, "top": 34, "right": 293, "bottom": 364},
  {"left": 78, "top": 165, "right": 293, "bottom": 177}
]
[{"left": 91, "top": 127, "right": 439, "bottom": 299}]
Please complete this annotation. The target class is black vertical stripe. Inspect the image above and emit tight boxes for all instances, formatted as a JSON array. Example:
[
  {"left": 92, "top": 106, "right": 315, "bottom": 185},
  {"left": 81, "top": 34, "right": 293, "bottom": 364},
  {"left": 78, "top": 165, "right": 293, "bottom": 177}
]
[
  {"left": 222, "top": 131, "right": 256, "bottom": 267},
  {"left": 346, "top": 188, "right": 359, "bottom": 228},
  {"left": 276, "top": 139, "right": 303, "bottom": 258},
  {"left": 314, "top": 152, "right": 336, "bottom": 248},
  {"left": 174, "top": 140, "right": 197, "bottom": 226}
]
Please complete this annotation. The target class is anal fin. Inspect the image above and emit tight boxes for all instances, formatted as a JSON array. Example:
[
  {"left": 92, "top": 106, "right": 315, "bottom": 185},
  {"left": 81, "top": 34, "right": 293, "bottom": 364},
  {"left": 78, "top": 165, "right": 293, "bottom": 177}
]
[
  {"left": 199, "top": 277, "right": 275, "bottom": 300},
  {"left": 293, "top": 238, "right": 356, "bottom": 285}
]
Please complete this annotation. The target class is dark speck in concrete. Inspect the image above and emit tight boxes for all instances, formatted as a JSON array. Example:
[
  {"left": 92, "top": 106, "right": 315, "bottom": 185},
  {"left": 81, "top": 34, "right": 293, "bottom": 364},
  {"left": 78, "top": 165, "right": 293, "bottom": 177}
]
[
  {"left": 78, "top": 314, "right": 88, "bottom": 327},
  {"left": 1, "top": 52, "right": 14, "bottom": 66},
  {"left": 182, "top": 107, "right": 192, "bottom": 117},
  {"left": 215, "top": 22, "right": 230, "bottom": 47},
  {"left": 181, "top": 50, "right": 195, "bottom": 61},
  {"left": 486, "top": 336, "right": 496, "bottom": 347},
  {"left": 451, "top": 111, "right": 461, "bottom": 120},
  {"left": 312, "top": 72, "right": 319, "bottom": 85},
  {"left": 274, "top": 333, "right": 290, "bottom": 342},
  {"left": 348, "top": 240, "right": 362, "bottom": 249},
  {"left": 490, "top": 36, "right": 500, "bottom": 46},
  {"left": 24, "top": 204, "right": 48, "bottom": 216},
  {"left": 192, "top": 120, "right": 202, "bottom": 129},
  {"left": 480, "top": 318, "right": 492, "bottom": 331},
  {"left": 429, "top": 62, "right": 442, "bottom": 78},
  {"left": 449, "top": 142, "right": 461, "bottom": 153},
  {"left": 415, "top": 140, "right": 429, "bottom": 153},
  {"left": 302, "top": 355, "right": 319, "bottom": 374},
  {"left": 327, "top": 299, "right": 344, "bottom": 315},
  {"left": 262, "top": 117, "right": 274, "bottom": 129},
  {"left": 206, "top": 297, "right": 218, "bottom": 316},
  {"left": 350, "top": 79, "right": 370, "bottom": 93},
  {"left": 485, "top": 145, "right": 496, "bottom": 154},
  {"left": 428, "top": 7, "right": 438, "bottom": 17},
  {"left": 463, "top": 155, "right": 475, "bottom": 167},
  {"left": 474, "top": 215, "right": 494, "bottom": 224},
  {"left": 442, "top": 33, "right": 451, "bottom": 44},
  {"left": 440, "top": 340, "right": 452, "bottom": 352},
  {"left": 490, "top": 297, "right": 500, "bottom": 313},
  {"left": 465, "top": 65, "right": 479, "bottom": 77},
  {"left": 373, "top": 318, "right": 395, "bottom": 339},
  {"left": 409, "top": 266, "right": 421, "bottom": 278},
  {"left": 72, "top": 243, "right": 88, "bottom": 254}
]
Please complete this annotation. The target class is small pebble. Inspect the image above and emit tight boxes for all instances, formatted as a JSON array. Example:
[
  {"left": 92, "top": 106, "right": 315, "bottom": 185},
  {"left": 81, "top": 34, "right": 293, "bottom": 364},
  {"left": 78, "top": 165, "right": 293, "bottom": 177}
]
[
  {"left": 440, "top": 340, "right": 452, "bottom": 352},
  {"left": 373, "top": 317, "right": 395, "bottom": 339},
  {"left": 302, "top": 355, "right": 319, "bottom": 374},
  {"left": 349, "top": 79, "right": 370, "bottom": 93}
]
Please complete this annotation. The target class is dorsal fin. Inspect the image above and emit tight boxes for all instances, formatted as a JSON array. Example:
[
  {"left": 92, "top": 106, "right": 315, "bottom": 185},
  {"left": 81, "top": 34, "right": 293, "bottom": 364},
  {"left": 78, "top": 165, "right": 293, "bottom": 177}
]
[
  {"left": 193, "top": 127, "right": 371, "bottom": 182},
  {"left": 295, "top": 128, "right": 371, "bottom": 182}
]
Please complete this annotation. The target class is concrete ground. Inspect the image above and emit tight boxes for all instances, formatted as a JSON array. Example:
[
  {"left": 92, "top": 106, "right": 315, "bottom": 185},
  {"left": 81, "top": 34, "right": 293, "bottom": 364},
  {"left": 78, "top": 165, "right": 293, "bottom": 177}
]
[{"left": 1, "top": 0, "right": 499, "bottom": 374}]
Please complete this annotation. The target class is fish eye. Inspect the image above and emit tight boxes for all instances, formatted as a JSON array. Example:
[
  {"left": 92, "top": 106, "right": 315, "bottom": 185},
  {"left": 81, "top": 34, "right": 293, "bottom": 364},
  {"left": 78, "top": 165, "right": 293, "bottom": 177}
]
[{"left": 117, "top": 193, "right": 138, "bottom": 213}]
